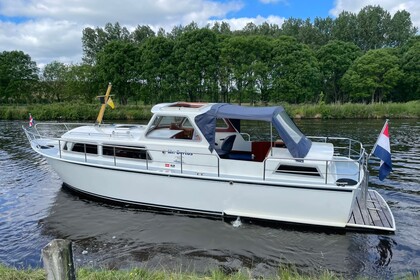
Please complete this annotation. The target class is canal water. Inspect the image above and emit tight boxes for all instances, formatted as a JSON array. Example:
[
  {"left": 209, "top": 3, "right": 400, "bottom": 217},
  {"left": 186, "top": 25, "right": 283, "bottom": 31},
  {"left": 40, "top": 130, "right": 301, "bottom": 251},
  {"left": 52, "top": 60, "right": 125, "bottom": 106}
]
[{"left": 0, "top": 119, "right": 419, "bottom": 278}]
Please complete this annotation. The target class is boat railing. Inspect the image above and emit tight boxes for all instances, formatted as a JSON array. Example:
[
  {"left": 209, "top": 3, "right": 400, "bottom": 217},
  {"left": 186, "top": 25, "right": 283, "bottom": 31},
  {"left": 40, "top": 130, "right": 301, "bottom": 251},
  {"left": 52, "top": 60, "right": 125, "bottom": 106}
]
[
  {"left": 23, "top": 126, "right": 366, "bottom": 186},
  {"left": 308, "top": 136, "right": 365, "bottom": 161},
  {"left": 32, "top": 122, "right": 91, "bottom": 138},
  {"left": 263, "top": 155, "right": 364, "bottom": 185}
]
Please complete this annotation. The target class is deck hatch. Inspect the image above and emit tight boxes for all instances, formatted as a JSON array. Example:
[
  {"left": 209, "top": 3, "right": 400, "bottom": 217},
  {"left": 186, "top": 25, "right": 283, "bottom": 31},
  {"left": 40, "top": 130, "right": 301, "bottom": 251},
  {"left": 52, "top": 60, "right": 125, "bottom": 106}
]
[{"left": 276, "top": 165, "right": 320, "bottom": 177}]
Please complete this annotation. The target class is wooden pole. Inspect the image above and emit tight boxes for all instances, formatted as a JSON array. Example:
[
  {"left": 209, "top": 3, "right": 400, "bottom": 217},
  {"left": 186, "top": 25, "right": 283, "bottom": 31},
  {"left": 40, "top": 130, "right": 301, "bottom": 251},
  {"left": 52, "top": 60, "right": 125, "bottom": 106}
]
[
  {"left": 96, "top": 83, "right": 112, "bottom": 124},
  {"left": 42, "top": 239, "right": 76, "bottom": 280}
]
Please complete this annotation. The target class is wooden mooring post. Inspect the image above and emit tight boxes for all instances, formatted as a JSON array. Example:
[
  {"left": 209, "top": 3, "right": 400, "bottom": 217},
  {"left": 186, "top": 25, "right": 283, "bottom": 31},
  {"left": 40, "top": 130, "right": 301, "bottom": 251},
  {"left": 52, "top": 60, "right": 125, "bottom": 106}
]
[{"left": 42, "top": 239, "right": 76, "bottom": 280}]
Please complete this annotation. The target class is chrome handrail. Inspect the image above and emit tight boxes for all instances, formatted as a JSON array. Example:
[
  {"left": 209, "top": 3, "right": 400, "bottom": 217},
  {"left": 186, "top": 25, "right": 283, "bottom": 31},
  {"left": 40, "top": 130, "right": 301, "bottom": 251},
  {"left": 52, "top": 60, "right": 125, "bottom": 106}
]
[{"left": 23, "top": 125, "right": 366, "bottom": 185}]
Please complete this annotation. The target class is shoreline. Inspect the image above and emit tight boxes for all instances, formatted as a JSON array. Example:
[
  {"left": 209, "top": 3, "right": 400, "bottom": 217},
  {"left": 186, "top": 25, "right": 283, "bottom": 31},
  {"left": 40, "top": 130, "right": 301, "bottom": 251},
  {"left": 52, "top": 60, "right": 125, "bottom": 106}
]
[{"left": 1, "top": 101, "right": 419, "bottom": 121}]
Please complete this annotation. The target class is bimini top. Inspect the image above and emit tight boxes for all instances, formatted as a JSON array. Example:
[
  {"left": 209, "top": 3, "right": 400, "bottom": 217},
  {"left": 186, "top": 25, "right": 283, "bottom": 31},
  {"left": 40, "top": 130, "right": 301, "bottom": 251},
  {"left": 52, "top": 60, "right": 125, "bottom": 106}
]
[{"left": 195, "top": 103, "right": 312, "bottom": 159}]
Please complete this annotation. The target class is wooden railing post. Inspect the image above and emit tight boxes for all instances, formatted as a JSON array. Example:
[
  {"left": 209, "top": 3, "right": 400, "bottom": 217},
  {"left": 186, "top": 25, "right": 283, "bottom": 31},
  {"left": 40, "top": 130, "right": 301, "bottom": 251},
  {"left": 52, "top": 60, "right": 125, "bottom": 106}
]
[{"left": 42, "top": 239, "right": 76, "bottom": 280}]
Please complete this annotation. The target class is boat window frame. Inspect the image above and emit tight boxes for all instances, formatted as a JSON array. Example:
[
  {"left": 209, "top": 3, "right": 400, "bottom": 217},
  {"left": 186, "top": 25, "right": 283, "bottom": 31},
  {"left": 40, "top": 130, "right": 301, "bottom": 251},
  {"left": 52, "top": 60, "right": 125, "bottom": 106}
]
[
  {"left": 275, "top": 111, "right": 304, "bottom": 144},
  {"left": 146, "top": 115, "right": 201, "bottom": 141},
  {"left": 70, "top": 142, "right": 98, "bottom": 154},
  {"left": 102, "top": 145, "right": 151, "bottom": 160}
]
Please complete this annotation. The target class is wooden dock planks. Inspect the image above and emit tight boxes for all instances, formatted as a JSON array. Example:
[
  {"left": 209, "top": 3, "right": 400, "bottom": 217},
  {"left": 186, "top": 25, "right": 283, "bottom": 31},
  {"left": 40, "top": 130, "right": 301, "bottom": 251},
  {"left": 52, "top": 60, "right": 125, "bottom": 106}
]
[{"left": 347, "top": 190, "right": 395, "bottom": 231}]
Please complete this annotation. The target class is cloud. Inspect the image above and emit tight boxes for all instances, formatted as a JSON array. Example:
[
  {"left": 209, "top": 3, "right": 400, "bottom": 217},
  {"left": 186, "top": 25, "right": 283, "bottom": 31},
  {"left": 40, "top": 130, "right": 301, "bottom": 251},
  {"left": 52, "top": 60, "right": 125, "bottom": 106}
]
[
  {"left": 0, "top": 19, "right": 83, "bottom": 68},
  {"left": 330, "top": 0, "right": 420, "bottom": 30},
  {"left": 0, "top": 0, "right": 243, "bottom": 66},
  {"left": 209, "top": 15, "right": 285, "bottom": 30},
  {"left": 259, "top": 0, "right": 288, "bottom": 4},
  {"left": 0, "top": 0, "right": 243, "bottom": 27}
]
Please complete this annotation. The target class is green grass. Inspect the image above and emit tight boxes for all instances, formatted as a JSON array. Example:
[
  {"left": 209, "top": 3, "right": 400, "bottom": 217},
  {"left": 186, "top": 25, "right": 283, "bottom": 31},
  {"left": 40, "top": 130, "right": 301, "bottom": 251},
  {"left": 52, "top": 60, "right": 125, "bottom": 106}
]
[
  {"left": 1, "top": 264, "right": 419, "bottom": 280},
  {"left": 0, "top": 265, "right": 340, "bottom": 280},
  {"left": 1, "top": 101, "right": 419, "bottom": 121},
  {"left": 284, "top": 101, "right": 420, "bottom": 119},
  {"left": 0, "top": 103, "right": 153, "bottom": 121}
]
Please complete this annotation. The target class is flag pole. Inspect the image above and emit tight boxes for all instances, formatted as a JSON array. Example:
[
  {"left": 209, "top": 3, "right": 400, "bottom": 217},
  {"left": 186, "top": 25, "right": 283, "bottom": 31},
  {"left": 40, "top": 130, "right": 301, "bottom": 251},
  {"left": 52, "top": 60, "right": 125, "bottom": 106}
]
[
  {"left": 369, "top": 119, "right": 389, "bottom": 158},
  {"left": 96, "top": 83, "right": 112, "bottom": 124}
]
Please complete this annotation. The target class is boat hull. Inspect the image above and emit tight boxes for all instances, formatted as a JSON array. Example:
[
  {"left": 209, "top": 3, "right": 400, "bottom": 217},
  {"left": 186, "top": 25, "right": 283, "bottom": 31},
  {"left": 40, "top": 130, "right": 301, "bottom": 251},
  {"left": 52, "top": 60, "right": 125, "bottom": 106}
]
[{"left": 46, "top": 157, "right": 356, "bottom": 228}]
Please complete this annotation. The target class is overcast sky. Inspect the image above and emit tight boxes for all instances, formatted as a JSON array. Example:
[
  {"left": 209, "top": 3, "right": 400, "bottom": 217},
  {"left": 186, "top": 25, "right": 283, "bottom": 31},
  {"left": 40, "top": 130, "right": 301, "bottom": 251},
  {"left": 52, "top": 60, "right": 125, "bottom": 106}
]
[{"left": 0, "top": 0, "right": 418, "bottom": 68}]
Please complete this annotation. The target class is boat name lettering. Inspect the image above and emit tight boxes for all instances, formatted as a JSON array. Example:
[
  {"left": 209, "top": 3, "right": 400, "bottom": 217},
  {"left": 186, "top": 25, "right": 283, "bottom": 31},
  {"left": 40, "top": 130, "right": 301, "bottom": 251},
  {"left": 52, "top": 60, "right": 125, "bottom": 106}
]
[{"left": 167, "top": 149, "right": 193, "bottom": 156}]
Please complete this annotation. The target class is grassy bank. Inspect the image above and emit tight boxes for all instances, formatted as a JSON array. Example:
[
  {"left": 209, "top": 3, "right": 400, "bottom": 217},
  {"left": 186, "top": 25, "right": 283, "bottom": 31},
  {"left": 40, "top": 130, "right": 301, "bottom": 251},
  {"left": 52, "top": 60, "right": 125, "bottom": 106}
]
[
  {"left": 1, "top": 265, "right": 419, "bottom": 280},
  {"left": 0, "top": 103, "right": 153, "bottom": 121},
  {"left": 0, "top": 264, "right": 345, "bottom": 280},
  {"left": 284, "top": 101, "right": 420, "bottom": 119},
  {"left": 1, "top": 101, "right": 419, "bottom": 121}
]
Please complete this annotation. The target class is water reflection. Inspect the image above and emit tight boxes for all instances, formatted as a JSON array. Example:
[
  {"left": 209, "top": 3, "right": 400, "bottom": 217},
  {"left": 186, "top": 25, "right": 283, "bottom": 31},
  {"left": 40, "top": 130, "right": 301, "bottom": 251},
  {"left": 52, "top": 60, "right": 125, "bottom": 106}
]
[
  {"left": 39, "top": 187, "right": 398, "bottom": 278},
  {"left": 375, "top": 237, "right": 395, "bottom": 267}
]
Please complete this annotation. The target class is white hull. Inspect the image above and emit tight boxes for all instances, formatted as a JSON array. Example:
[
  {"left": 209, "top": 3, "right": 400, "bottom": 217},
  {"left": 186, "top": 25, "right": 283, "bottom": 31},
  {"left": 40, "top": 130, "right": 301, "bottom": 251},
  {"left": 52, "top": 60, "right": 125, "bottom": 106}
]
[{"left": 47, "top": 157, "right": 355, "bottom": 228}]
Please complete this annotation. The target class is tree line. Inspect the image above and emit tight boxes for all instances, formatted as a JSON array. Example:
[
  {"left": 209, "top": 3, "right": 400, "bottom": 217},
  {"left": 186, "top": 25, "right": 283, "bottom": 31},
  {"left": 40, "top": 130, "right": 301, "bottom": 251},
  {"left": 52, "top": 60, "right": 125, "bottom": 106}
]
[{"left": 0, "top": 5, "right": 419, "bottom": 106}]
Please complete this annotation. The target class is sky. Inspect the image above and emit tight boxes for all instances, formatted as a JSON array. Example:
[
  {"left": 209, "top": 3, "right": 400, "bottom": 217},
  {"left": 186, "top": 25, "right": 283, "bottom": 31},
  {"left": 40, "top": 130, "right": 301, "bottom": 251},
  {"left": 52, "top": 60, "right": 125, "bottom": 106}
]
[{"left": 0, "top": 0, "right": 419, "bottom": 68}]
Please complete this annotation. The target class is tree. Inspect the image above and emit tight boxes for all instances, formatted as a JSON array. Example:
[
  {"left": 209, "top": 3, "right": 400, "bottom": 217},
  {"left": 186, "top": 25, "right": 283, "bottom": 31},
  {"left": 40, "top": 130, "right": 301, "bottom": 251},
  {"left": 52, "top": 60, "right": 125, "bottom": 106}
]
[
  {"left": 0, "top": 50, "right": 39, "bottom": 104},
  {"left": 174, "top": 29, "right": 219, "bottom": 102},
  {"left": 96, "top": 41, "right": 138, "bottom": 104},
  {"left": 42, "top": 61, "right": 68, "bottom": 102},
  {"left": 388, "top": 10, "right": 418, "bottom": 47},
  {"left": 341, "top": 49, "right": 402, "bottom": 103},
  {"left": 248, "top": 37, "right": 274, "bottom": 104},
  {"left": 316, "top": 41, "right": 362, "bottom": 103},
  {"left": 332, "top": 11, "right": 358, "bottom": 44},
  {"left": 132, "top": 25, "right": 155, "bottom": 44},
  {"left": 220, "top": 36, "right": 258, "bottom": 104},
  {"left": 297, "top": 18, "right": 318, "bottom": 46},
  {"left": 242, "top": 22, "right": 258, "bottom": 35},
  {"left": 281, "top": 18, "right": 304, "bottom": 38},
  {"left": 140, "top": 36, "right": 176, "bottom": 103},
  {"left": 65, "top": 63, "right": 100, "bottom": 102},
  {"left": 82, "top": 22, "right": 131, "bottom": 65},
  {"left": 271, "top": 36, "right": 321, "bottom": 103},
  {"left": 356, "top": 5, "right": 391, "bottom": 50},
  {"left": 399, "top": 42, "right": 420, "bottom": 101},
  {"left": 313, "top": 17, "right": 334, "bottom": 46}
]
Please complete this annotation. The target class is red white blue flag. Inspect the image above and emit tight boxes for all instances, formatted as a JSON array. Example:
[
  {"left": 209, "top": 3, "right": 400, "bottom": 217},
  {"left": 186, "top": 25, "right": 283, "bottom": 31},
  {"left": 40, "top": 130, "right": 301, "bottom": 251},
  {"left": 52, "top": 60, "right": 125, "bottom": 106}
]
[
  {"left": 371, "top": 120, "right": 392, "bottom": 181},
  {"left": 29, "top": 113, "right": 34, "bottom": 127}
]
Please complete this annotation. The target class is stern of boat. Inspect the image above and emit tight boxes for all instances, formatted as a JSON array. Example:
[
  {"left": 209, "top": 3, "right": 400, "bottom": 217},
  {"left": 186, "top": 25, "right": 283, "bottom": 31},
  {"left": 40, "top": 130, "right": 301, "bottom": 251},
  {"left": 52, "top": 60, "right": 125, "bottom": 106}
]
[{"left": 346, "top": 164, "right": 396, "bottom": 232}]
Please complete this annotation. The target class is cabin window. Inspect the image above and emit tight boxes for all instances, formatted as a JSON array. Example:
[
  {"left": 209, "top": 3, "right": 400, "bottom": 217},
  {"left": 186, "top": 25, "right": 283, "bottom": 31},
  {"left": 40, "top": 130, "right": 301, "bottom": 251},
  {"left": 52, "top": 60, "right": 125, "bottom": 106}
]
[
  {"left": 103, "top": 145, "right": 151, "bottom": 160},
  {"left": 216, "top": 118, "right": 229, "bottom": 129},
  {"left": 275, "top": 111, "right": 304, "bottom": 144},
  {"left": 146, "top": 115, "right": 198, "bottom": 140},
  {"left": 276, "top": 165, "right": 320, "bottom": 177},
  {"left": 71, "top": 143, "right": 98, "bottom": 154}
]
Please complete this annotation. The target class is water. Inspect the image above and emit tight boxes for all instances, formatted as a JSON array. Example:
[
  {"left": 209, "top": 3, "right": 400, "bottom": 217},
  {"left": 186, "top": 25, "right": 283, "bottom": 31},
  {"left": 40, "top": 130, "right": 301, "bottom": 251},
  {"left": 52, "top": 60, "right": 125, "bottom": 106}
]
[{"left": 0, "top": 119, "right": 419, "bottom": 278}]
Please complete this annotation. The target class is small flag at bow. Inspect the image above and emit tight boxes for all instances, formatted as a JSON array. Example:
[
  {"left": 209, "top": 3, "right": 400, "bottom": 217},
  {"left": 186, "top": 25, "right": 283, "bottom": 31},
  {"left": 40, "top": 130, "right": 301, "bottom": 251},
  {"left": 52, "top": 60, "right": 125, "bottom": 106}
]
[
  {"left": 371, "top": 120, "right": 392, "bottom": 181},
  {"left": 107, "top": 97, "right": 115, "bottom": 109},
  {"left": 29, "top": 113, "right": 34, "bottom": 127}
]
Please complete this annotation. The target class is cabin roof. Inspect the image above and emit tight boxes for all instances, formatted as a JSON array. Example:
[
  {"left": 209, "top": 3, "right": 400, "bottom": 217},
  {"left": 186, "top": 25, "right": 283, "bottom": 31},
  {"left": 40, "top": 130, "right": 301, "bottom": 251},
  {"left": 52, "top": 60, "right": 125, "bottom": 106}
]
[{"left": 151, "top": 102, "right": 213, "bottom": 116}]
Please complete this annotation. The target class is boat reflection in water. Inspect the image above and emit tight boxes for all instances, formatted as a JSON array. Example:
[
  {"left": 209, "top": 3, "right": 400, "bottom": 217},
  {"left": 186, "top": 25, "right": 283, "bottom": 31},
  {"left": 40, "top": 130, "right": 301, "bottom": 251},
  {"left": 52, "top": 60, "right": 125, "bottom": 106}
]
[{"left": 40, "top": 187, "right": 396, "bottom": 278}]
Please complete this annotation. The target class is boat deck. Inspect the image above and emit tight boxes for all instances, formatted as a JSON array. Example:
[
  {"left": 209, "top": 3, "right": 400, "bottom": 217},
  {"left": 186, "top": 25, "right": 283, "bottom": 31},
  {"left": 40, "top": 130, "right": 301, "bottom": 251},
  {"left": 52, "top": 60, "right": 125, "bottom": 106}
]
[{"left": 346, "top": 190, "right": 396, "bottom": 232}]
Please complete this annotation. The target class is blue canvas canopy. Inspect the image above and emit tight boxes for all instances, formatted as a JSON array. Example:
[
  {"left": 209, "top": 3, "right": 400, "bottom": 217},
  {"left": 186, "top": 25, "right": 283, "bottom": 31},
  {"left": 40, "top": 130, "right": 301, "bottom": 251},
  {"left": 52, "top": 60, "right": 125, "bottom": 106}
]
[{"left": 195, "top": 103, "right": 312, "bottom": 159}]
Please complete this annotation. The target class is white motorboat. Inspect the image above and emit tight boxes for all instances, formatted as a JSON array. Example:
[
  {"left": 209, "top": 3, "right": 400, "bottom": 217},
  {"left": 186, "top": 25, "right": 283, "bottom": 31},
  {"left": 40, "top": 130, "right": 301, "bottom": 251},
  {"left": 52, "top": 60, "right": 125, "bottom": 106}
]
[{"left": 23, "top": 99, "right": 396, "bottom": 232}]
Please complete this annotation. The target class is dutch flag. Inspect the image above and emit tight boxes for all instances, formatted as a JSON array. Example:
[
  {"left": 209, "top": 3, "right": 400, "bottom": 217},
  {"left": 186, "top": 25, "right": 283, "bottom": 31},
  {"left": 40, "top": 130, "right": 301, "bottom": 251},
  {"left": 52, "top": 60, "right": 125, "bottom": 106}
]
[
  {"left": 371, "top": 120, "right": 392, "bottom": 181},
  {"left": 29, "top": 113, "right": 35, "bottom": 127}
]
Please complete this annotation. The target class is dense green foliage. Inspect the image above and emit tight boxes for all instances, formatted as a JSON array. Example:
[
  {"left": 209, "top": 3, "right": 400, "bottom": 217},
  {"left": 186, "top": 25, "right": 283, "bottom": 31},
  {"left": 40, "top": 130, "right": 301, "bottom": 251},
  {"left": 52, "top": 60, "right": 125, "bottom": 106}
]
[
  {"left": 0, "top": 5, "right": 419, "bottom": 106},
  {"left": 2, "top": 101, "right": 419, "bottom": 121}
]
